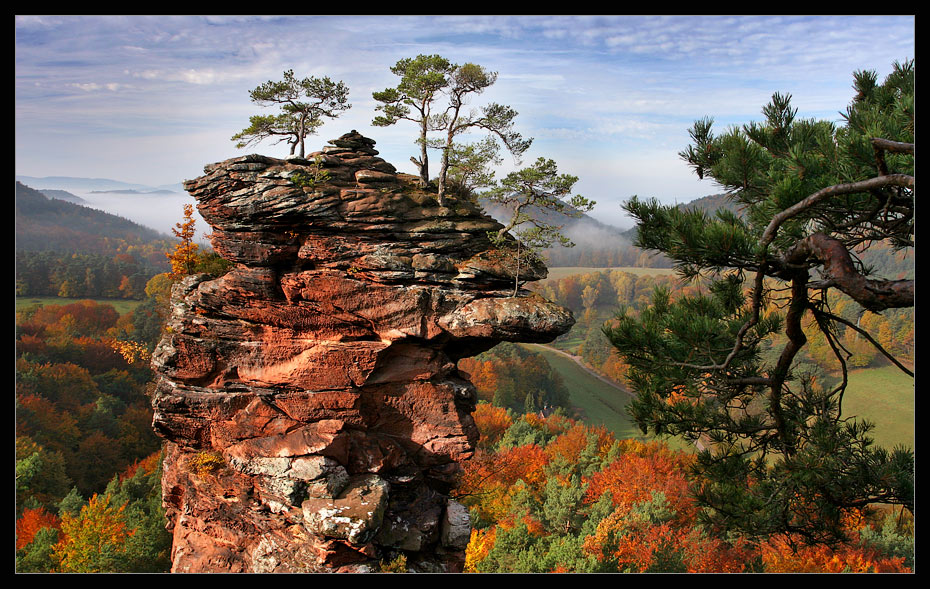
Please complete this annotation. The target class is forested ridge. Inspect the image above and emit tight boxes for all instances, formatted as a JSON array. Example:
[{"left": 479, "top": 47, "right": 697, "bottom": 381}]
[
  {"left": 15, "top": 181, "right": 169, "bottom": 253},
  {"left": 15, "top": 181, "right": 176, "bottom": 300}
]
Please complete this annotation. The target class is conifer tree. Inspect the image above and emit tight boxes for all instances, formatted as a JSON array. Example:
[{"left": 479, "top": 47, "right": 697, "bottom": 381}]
[
  {"left": 444, "top": 136, "right": 503, "bottom": 199},
  {"left": 373, "top": 55, "right": 531, "bottom": 204},
  {"left": 603, "top": 60, "right": 914, "bottom": 546},
  {"left": 372, "top": 54, "right": 455, "bottom": 186},
  {"left": 428, "top": 63, "right": 532, "bottom": 203},
  {"left": 485, "top": 157, "right": 595, "bottom": 295},
  {"left": 232, "top": 69, "right": 350, "bottom": 158}
]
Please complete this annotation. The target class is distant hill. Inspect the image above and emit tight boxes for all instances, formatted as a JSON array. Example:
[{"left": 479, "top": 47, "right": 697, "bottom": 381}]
[
  {"left": 39, "top": 189, "right": 87, "bottom": 204},
  {"left": 476, "top": 197, "right": 672, "bottom": 269},
  {"left": 89, "top": 189, "right": 177, "bottom": 195},
  {"left": 15, "top": 174, "right": 184, "bottom": 194},
  {"left": 16, "top": 175, "right": 152, "bottom": 192},
  {"left": 678, "top": 193, "right": 742, "bottom": 217},
  {"left": 15, "top": 181, "right": 169, "bottom": 254}
]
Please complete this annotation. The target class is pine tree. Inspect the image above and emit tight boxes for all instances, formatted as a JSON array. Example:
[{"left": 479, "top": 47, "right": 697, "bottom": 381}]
[
  {"left": 372, "top": 55, "right": 531, "bottom": 203},
  {"left": 604, "top": 60, "right": 914, "bottom": 546},
  {"left": 232, "top": 69, "right": 350, "bottom": 158},
  {"left": 373, "top": 54, "right": 456, "bottom": 186},
  {"left": 484, "top": 157, "right": 595, "bottom": 296}
]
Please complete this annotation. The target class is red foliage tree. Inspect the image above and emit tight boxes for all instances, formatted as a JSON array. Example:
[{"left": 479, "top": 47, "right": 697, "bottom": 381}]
[{"left": 16, "top": 507, "right": 61, "bottom": 550}]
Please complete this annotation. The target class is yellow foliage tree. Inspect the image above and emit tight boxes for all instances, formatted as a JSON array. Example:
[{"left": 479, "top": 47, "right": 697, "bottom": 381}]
[
  {"left": 166, "top": 204, "right": 199, "bottom": 279},
  {"left": 53, "top": 493, "right": 131, "bottom": 573}
]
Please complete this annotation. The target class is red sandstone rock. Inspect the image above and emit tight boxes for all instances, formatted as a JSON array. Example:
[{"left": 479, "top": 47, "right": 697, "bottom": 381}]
[{"left": 152, "top": 131, "right": 574, "bottom": 573}]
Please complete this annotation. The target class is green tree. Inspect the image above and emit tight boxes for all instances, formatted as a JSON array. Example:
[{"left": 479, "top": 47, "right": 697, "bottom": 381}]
[
  {"left": 604, "top": 60, "right": 914, "bottom": 546},
  {"left": 16, "top": 437, "right": 72, "bottom": 515},
  {"left": 485, "top": 157, "right": 595, "bottom": 295},
  {"left": 428, "top": 63, "right": 532, "bottom": 204},
  {"left": 373, "top": 55, "right": 531, "bottom": 203},
  {"left": 372, "top": 54, "right": 456, "bottom": 185},
  {"left": 16, "top": 527, "right": 60, "bottom": 572},
  {"left": 232, "top": 69, "right": 350, "bottom": 158},
  {"left": 102, "top": 453, "right": 172, "bottom": 572},
  {"left": 443, "top": 136, "right": 503, "bottom": 199}
]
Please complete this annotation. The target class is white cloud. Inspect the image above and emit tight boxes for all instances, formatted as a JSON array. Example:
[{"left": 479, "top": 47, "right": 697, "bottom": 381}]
[
  {"left": 70, "top": 82, "right": 124, "bottom": 92},
  {"left": 131, "top": 68, "right": 235, "bottom": 85}
]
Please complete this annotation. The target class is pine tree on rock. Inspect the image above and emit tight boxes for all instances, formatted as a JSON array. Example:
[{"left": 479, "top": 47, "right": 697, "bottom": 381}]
[
  {"left": 372, "top": 55, "right": 531, "bottom": 204},
  {"left": 372, "top": 54, "right": 456, "bottom": 186},
  {"left": 485, "top": 157, "right": 595, "bottom": 296},
  {"left": 232, "top": 69, "right": 350, "bottom": 158}
]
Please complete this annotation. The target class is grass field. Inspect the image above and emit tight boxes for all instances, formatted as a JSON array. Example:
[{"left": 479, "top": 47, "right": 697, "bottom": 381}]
[
  {"left": 15, "top": 296, "right": 144, "bottom": 315},
  {"left": 838, "top": 365, "right": 915, "bottom": 450},
  {"left": 524, "top": 344, "right": 694, "bottom": 452},
  {"left": 527, "top": 344, "right": 640, "bottom": 438}
]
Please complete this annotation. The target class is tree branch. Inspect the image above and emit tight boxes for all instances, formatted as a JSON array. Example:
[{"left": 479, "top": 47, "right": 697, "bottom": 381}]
[
  {"left": 760, "top": 173, "right": 914, "bottom": 249},
  {"left": 811, "top": 308, "right": 914, "bottom": 377},
  {"left": 784, "top": 232, "right": 913, "bottom": 312},
  {"left": 870, "top": 138, "right": 914, "bottom": 154}
]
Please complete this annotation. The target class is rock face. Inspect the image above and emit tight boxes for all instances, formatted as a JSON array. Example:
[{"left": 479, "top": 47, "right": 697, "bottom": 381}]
[{"left": 151, "top": 131, "right": 574, "bottom": 573}]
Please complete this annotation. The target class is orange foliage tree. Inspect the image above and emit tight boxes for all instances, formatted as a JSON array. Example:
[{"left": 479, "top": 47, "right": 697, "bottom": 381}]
[
  {"left": 16, "top": 507, "right": 61, "bottom": 551},
  {"left": 471, "top": 404, "right": 513, "bottom": 451},
  {"left": 759, "top": 534, "right": 910, "bottom": 573},
  {"left": 166, "top": 203, "right": 200, "bottom": 279}
]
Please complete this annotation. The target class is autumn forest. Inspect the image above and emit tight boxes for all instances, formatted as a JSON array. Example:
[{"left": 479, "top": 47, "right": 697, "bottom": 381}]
[{"left": 15, "top": 55, "right": 914, "bottom": 573}]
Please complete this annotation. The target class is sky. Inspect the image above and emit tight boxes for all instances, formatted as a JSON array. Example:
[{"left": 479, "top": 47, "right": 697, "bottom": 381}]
[{"left": 15, "top": 15, "right": 915, "bottom": 230}]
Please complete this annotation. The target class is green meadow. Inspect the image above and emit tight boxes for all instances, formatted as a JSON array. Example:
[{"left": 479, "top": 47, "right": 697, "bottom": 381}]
[
  {"left": 838, "top": 365, "right": 915, "bottom": 450},
  {"left": 524, "top": 344, "right": 694, "bottom": 452},
  {"left": 15, "top": 296, "right": 145, "bottom": 315}
]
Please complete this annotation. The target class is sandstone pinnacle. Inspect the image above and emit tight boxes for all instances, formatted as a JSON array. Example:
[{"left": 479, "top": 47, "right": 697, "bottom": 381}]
[{"left": 153, "top": 131, "right": 574, "bottom": 572}]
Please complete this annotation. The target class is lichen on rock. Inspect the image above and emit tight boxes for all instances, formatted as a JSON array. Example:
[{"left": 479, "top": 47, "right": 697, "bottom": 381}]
[{"left": 151, "top": 131, "right": 574, "bottom": 573}]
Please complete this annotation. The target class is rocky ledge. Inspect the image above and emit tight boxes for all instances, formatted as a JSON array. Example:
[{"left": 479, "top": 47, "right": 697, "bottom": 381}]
[{"left": 151, "top": 131, "right": 574, "bottom": 572}]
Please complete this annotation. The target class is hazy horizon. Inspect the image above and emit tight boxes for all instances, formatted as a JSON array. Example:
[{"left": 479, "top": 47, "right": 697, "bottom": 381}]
[{"left": 16, "top": 15, "right": 915, "bottom": 228}]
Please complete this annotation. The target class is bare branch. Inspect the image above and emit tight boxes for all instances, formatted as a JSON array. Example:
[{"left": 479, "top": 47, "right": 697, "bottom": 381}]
[{"left": 812, "top": 308, "right": 914, "bottom": 377}]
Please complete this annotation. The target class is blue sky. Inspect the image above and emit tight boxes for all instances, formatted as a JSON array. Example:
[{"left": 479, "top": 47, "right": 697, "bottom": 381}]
[{"left": 15, "top": 15, "right": 915, "bottom": 228}]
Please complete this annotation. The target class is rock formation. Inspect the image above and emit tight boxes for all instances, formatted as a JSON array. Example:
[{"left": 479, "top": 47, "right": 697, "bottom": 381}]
[{"left": 151, "top": 131, "right": 574, "bottom": 572}]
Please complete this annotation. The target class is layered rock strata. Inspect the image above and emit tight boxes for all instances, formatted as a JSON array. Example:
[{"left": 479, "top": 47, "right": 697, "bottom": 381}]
[{"left": 151, "top": 131, "right": 574, "bottom": 572}]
